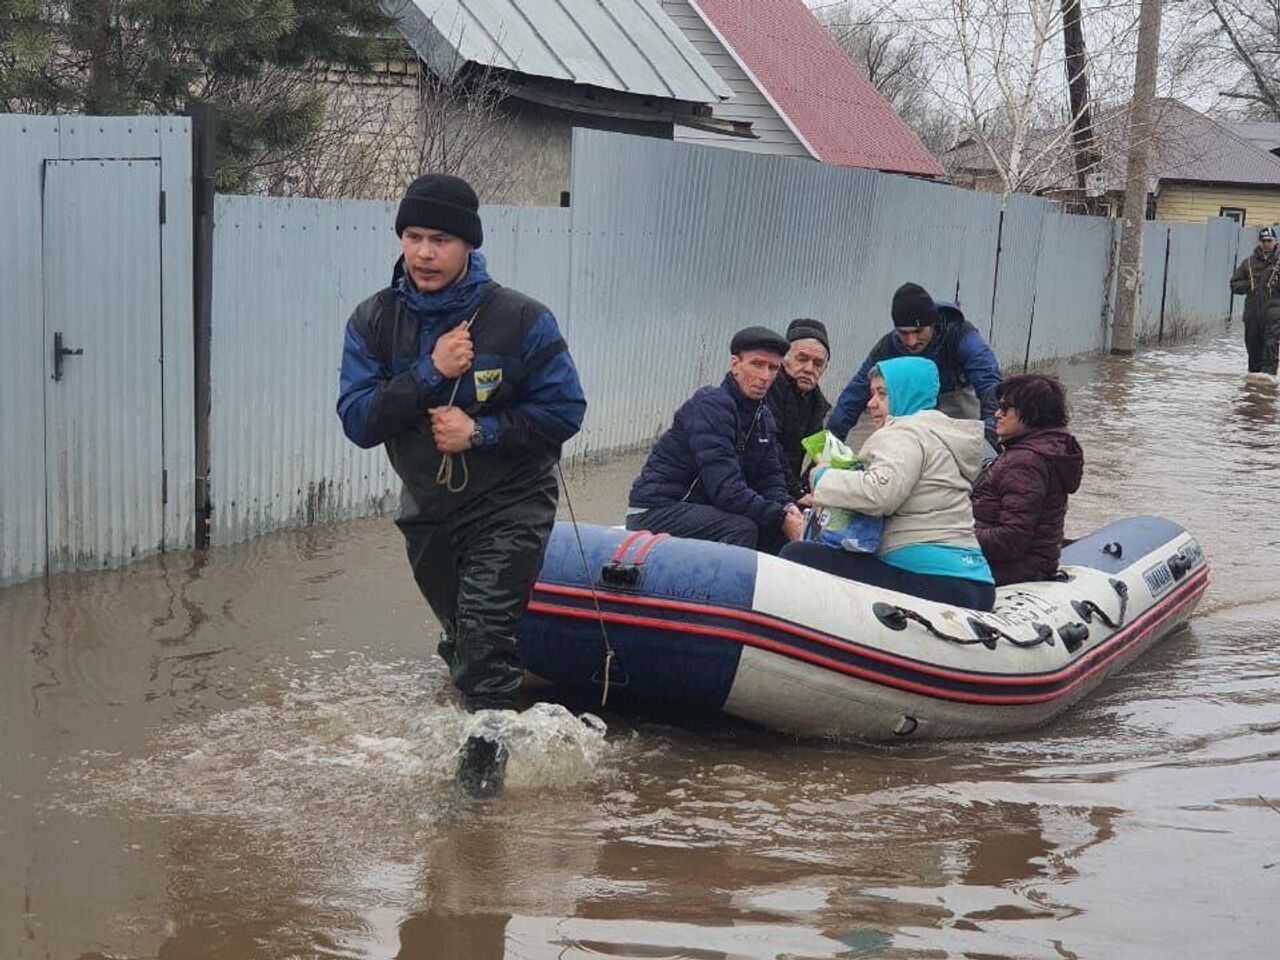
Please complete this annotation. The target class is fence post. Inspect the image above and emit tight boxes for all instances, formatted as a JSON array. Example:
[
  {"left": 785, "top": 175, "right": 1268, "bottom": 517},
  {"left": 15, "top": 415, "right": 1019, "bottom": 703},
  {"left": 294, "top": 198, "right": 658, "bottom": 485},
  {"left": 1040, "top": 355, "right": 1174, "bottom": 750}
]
[
  {"left": 987, "top": 206, "right": 1006, "bottom": 343},
  {"left": 1157, "top": 227, "right": 1172, "bottom": 342},
  {"left": 188, "top": 102, "right": 216, "bottom": 549}
]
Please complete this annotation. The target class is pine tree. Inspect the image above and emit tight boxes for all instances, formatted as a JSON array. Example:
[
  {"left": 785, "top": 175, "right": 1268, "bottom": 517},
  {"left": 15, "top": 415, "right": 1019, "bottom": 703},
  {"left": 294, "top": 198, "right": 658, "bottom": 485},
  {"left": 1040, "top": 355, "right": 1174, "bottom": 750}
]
[{"left": 1, "top": 0, "right": 397, "bottom": 189}]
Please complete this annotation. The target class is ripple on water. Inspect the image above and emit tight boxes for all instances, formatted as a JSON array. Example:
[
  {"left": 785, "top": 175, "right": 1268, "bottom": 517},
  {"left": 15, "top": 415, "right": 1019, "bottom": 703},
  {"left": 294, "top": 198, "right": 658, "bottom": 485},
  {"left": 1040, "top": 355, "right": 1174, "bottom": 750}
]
[{"left": 53, "top": 653, "right": 612, "bottom": 862}]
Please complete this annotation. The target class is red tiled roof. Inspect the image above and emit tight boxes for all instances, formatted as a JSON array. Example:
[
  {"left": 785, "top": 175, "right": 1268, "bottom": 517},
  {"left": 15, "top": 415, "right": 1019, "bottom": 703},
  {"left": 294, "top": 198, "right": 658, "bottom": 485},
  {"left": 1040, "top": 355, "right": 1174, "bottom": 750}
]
[{"left": 692, "top": 0, "right": 944, "bottom": 177}]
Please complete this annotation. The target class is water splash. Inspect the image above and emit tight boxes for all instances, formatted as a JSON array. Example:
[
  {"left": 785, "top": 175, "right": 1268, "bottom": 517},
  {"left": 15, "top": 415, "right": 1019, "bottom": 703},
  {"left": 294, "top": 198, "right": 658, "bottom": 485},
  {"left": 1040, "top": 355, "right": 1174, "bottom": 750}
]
[
  {"left": 459, "top": 703, "right": 608, "bottom": 793},
  {"left": 52, "top": 654, "right": 613, "bottom": 857}
]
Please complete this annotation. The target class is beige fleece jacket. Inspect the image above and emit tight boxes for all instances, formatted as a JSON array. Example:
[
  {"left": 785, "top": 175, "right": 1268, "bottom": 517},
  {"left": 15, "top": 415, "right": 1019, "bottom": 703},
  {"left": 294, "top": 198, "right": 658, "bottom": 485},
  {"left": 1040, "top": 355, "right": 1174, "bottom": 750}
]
[{"left": 813, "top": 409, "right": 984, "bottom": 556}]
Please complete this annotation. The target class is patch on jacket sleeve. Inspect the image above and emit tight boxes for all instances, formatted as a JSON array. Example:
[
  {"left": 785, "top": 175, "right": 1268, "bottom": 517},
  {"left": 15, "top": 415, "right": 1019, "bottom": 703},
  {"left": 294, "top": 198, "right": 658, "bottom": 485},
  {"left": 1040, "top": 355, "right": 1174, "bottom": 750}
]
[{"left": 473, "top": 367, "right": 503, "bottom": 402}]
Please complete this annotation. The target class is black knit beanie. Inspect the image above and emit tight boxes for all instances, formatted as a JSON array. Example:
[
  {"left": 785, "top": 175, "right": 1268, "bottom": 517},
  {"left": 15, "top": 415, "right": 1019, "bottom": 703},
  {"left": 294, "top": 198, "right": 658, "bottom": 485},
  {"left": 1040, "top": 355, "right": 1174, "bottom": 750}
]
[
  {"left": 395, "top": 173, "right": 483, "bottom": 248},
  {"left": 891, "top": 282, "right": 940, "bottom": 328},
  {"left": 786, "top": 317, "right": 829, "bottom": 354}
]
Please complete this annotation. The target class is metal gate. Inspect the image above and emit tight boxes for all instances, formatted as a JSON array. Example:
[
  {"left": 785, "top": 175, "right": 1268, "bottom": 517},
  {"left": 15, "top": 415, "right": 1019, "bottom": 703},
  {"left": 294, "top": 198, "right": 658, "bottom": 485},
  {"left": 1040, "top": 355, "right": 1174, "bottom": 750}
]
[{"left": 41, "top": 159, "right": 166, "bottom": 571}]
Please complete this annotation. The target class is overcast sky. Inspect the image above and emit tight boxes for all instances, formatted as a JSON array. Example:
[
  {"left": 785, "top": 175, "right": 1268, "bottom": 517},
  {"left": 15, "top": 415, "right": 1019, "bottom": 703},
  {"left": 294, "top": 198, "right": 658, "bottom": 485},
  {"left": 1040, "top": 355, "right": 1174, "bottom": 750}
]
[{"left": 801, "top": 0, "right": 1241, "bottom": 117}]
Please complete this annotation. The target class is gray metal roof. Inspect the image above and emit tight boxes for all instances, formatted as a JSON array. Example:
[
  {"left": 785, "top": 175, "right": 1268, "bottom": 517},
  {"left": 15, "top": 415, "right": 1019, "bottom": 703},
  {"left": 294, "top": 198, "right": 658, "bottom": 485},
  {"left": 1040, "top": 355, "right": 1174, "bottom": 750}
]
[
  {"left": 1229, "top": 121, "right": 1280, "bottom": 154},
  {"left": 385, "top": 0, "right": 732, "bottom": 103},
  {"left": 946, "top": 100, "right": 1280, "bottom": 191}
]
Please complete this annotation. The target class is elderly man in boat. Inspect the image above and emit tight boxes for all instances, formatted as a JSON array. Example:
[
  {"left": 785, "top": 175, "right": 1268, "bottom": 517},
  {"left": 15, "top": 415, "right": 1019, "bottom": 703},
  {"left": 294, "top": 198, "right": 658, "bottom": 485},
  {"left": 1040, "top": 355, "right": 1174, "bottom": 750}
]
[
  {"left": 625, "top": 326, "right": 806, "bottom": 553},
  {"left": 764, "top": 318, "right": 833, "bottom": 507}
]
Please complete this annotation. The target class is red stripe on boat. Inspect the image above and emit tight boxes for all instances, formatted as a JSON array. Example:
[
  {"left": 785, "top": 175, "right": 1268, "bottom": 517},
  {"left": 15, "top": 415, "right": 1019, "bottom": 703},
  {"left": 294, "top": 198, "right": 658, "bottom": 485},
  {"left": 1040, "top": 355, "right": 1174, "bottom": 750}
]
[
  {"left": 525, "top": 571, "right": 1208, "bottom": 705},
  {"left": 531, "top": 569, "right": 1207, "bottom": 687}
]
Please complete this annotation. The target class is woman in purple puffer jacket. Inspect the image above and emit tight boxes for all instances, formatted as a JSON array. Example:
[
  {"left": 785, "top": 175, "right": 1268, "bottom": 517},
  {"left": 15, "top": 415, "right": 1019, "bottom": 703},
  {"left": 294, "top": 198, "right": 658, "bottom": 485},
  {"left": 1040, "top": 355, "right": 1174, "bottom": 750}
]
[{"left": 971, "top": 374, "right": 1084, "bottom": 585}]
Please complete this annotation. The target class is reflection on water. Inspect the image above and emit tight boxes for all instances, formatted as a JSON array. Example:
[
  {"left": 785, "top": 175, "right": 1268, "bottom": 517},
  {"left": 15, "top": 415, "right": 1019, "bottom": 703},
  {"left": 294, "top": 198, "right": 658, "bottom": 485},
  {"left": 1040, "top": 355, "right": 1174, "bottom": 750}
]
[{"left": 3, "top": 333, "right": 1279, "bottom": 960}]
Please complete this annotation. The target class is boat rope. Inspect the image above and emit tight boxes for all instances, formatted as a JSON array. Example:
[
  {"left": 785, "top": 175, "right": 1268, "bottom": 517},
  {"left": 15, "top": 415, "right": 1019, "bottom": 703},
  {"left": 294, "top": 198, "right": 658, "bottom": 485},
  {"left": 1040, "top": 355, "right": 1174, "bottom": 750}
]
[
  {"left": 435, "top": 302, "right": 486, "bottom": 495},
  {"left": 1073, "top": 579, "right": 1130, "bottom": 630},
  {"left": 873, "top": 602, "right": 1054, "bottom": 650},
  {"left": 434, "top": 373, "right": 470, "bottom": 493},
  {"left": 557, "top": 462, "right": 617, "bottom": 707}
]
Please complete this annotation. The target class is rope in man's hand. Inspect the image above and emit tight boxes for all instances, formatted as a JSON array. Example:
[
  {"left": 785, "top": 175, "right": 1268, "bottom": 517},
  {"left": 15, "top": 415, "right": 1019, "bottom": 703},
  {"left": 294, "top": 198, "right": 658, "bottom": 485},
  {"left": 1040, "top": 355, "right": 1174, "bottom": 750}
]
[{"left": 434, "top": 303, "right": 485, "bottom": 494}]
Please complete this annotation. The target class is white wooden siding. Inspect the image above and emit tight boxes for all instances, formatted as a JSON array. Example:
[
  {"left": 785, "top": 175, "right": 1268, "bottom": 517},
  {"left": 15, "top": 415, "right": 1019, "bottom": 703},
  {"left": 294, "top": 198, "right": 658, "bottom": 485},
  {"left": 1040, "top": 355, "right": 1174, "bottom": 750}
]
[{"left": 661, "top": 0, "right": 812, "bottom": 158}]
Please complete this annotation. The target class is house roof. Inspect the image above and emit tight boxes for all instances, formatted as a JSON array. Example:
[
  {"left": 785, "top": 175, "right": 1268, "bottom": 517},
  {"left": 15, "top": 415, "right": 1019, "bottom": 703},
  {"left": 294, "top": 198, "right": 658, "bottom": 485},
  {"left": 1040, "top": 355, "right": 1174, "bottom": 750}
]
[
  {"left": 386, "top": 0, "right": 732, "bottom": 104},
  {"left": 1154, "top": 101, "right": 1280, "bottom": 186},
  {"left": 688, "top": 0, "right": 944, "bottom": 176},
  {"left": 946, "top": 100, "right": 1280, "bottom": 192},
  {"left": 1229, "top": 121, "right": 1280, "bottom": 155}
]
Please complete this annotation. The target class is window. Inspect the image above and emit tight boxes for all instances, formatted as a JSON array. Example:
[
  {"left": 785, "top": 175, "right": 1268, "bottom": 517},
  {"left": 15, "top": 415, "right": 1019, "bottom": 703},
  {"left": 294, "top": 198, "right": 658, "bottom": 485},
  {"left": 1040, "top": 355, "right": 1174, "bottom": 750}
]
[{"left": 1219, "top": 206, "right": 1246, "bottom": 225}]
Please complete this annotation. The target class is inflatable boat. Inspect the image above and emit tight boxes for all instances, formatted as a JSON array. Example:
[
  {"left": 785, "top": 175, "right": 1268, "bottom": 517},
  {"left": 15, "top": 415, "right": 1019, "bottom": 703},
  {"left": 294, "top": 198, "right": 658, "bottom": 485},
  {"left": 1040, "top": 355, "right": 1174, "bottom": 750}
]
[{"left": 517, "top": 517, "right": 1208, "bottom": 740}]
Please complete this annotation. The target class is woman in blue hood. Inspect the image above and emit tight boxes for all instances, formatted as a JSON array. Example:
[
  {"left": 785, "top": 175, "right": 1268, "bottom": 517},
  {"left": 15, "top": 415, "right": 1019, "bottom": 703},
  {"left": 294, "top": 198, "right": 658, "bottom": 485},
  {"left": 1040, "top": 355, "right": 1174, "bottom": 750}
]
[{"left": 780, "top": 356, "right": 995, "bottom": 611}]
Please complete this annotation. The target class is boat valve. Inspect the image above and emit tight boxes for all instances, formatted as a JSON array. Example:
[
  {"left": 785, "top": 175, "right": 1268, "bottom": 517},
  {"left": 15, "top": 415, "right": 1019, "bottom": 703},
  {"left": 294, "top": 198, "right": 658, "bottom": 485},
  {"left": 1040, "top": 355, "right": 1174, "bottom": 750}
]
[
  {"left": 1058, "top": 622, "right": 1090, "bottom": 653},
  {"left": 599, "top": 562, "right": 642, "bottom": 588}
]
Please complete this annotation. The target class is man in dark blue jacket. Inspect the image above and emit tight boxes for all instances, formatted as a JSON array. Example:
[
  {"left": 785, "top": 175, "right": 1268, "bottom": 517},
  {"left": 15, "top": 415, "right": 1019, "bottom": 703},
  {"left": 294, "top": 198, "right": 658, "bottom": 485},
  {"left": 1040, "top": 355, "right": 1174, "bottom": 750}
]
[
  {"left": 626, "top": 327, "right": 805, "bottom": 553},
  {"left": 337, "top": 174, "right": 586, "bottom": 796},
  {"left": 828, "top": 282, "right": 1002, "bottom": 438}
]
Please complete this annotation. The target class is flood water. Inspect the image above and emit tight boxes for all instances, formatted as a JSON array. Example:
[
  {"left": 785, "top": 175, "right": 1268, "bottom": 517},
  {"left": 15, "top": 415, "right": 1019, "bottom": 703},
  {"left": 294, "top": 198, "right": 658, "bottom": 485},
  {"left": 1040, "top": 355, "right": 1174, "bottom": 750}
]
[{"left": 3, "top": 331, "right": 1278, "bottom": 960}]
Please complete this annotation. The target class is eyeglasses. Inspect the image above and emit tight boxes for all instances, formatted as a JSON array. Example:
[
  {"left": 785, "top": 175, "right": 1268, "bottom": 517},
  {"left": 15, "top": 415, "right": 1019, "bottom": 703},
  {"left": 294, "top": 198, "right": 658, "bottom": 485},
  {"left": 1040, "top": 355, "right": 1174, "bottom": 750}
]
[{"left": 996, "top": 401, "right": 1015, "bottom": 413}]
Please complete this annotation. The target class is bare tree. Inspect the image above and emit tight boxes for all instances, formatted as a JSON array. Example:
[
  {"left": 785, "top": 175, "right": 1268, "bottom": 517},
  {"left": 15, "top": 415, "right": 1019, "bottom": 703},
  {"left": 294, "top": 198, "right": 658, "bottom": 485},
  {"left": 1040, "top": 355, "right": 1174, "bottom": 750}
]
[
  {"left": 919, "top": 0, "right": 1220, "bottom": 201},
  {"left": 404, "top": 64, "right": 527, "bottom": 202},
  {"left": 1167, "top": 0, "right": 1280, "bottom": 119},
  {"left": 926, "top": 0, "right": 1113, "bottom": 196},
  {"left": 246, "top": 59, "right": 527, "bottom": 202},
  {"left": 818, "top": 2, "right": 961, "bottom": 157}
]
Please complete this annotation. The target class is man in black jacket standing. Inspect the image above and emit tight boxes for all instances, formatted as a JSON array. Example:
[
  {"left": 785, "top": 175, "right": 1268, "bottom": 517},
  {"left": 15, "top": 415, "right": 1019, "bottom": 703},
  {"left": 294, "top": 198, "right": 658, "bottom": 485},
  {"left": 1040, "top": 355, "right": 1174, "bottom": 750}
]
[
  {"left": 337, "top": 174, "right": 586, "bottom": 796},
  {"left": 1230, "top": 225, "right": 1280, "bottom": 374},
  {"left": 765, "top": 318, "right": 832, "bottom": 505}
]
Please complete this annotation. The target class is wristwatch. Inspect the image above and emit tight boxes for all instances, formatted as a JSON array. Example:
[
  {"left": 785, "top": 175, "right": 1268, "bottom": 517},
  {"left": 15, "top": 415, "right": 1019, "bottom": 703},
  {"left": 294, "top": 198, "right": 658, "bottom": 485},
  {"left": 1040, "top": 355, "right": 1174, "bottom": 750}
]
[{"left": 469, "top": 425, "right": 485, "bottom": 449}]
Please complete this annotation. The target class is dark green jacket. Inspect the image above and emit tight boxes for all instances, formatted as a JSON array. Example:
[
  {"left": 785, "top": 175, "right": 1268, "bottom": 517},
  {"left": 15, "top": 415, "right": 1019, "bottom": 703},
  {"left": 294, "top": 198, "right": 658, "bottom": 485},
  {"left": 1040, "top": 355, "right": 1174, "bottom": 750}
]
[{"left": 1230, "top": 245, "right": 1280, "bottom": 333}]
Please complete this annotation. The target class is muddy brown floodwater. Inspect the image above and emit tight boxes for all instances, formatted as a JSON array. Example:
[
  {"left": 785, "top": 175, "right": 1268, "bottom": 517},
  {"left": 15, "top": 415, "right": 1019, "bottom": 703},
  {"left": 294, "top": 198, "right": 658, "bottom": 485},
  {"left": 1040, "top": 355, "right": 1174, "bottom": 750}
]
[{"left": 3, "top": 331, "right": 1279, "bottom": 960}]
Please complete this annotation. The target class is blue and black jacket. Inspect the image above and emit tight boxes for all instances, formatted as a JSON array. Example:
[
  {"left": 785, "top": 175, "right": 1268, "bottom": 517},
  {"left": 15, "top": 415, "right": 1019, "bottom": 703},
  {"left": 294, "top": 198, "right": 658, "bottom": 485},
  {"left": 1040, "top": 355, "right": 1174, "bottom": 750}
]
[
  {"left": 628, "top": 374, "right": 791, "bottom": 531},
  {"left": 337, "top": 251, "right": 586, "bottom": 513},
  {"left": 828, "top": 304, "right": 1002, "bottom": 437}
]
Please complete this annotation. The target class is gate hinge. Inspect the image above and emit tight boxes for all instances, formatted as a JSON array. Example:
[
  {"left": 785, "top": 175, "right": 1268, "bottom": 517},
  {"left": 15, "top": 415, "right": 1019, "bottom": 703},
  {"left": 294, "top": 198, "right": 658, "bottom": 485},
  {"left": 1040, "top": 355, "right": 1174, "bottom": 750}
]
[
  {"left": 159, "top": 190, "right": 167, "bottom": 225},
  {"left": 162, "top": 468, "right": 168, "bottom": 505}
]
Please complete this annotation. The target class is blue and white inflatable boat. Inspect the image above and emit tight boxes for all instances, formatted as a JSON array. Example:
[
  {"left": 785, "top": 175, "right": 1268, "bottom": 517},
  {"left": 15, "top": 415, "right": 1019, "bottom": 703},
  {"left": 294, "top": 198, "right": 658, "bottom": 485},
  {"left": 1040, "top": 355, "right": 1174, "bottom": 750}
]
[{"left": 517, "top": 517, "right": 1208, "bottom": 740}]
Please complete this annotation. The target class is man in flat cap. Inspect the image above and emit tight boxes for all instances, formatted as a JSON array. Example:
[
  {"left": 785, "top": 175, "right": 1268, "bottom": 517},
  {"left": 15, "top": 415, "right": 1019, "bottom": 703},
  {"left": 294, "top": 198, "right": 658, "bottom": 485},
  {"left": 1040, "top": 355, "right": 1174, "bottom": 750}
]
[
  {"left": 337, "top": 173, "right": 586, "bottom": 797},
  {"left": 1230, "top": 225, "right": 1280, "bottom": 374},
  {"left": 625, "top": 326, "right": 804, "bottom": 552},
  {"left": 829, "top": 282, "right": 1001, "bottom": 438},
  {"left": 765, "top": 318, "right": 833, "bottom": 505}
]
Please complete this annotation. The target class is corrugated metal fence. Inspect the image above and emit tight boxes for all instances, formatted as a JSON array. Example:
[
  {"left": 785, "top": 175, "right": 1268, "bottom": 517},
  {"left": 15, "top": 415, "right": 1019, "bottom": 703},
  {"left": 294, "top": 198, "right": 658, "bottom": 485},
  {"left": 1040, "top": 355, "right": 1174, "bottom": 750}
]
[
  {"left": 0, "top": 115, "right": 193, "bottom": 586},
  {"left": 0, "top": 119, "right": 1253, "bottom": 580}
]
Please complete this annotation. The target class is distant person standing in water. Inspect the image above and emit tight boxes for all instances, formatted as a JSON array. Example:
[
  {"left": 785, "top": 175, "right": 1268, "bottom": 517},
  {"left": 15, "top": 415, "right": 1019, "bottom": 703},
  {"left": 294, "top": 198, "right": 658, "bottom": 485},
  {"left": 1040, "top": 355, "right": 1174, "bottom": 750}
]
[
  {"left": 1230, "top": 225, "right": 1280, "bottom": 375},
  {"left": 1265, "top": 300, "right": 1280, "bottom": 377},
  {"left": 337, "top": 174, "right": 586, "bottom": 797}
]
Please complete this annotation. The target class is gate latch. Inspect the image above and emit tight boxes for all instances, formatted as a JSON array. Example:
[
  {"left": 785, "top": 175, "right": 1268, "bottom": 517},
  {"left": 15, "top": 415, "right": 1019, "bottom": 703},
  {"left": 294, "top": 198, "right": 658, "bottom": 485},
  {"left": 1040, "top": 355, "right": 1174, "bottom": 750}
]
[{"left": 53, "top": 332, "right": 84, "bottom": 382}]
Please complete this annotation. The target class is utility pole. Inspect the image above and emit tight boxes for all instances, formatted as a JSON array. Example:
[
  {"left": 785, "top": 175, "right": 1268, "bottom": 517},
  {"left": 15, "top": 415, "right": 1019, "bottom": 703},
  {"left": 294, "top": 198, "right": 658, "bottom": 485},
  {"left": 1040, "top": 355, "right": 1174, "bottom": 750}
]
[
  {"left": 1111, "top": 0, "right": 1163, "bottom": 354},
  {"left": 1061, "top": 0, "right": 1100, "bottom": 207}
]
